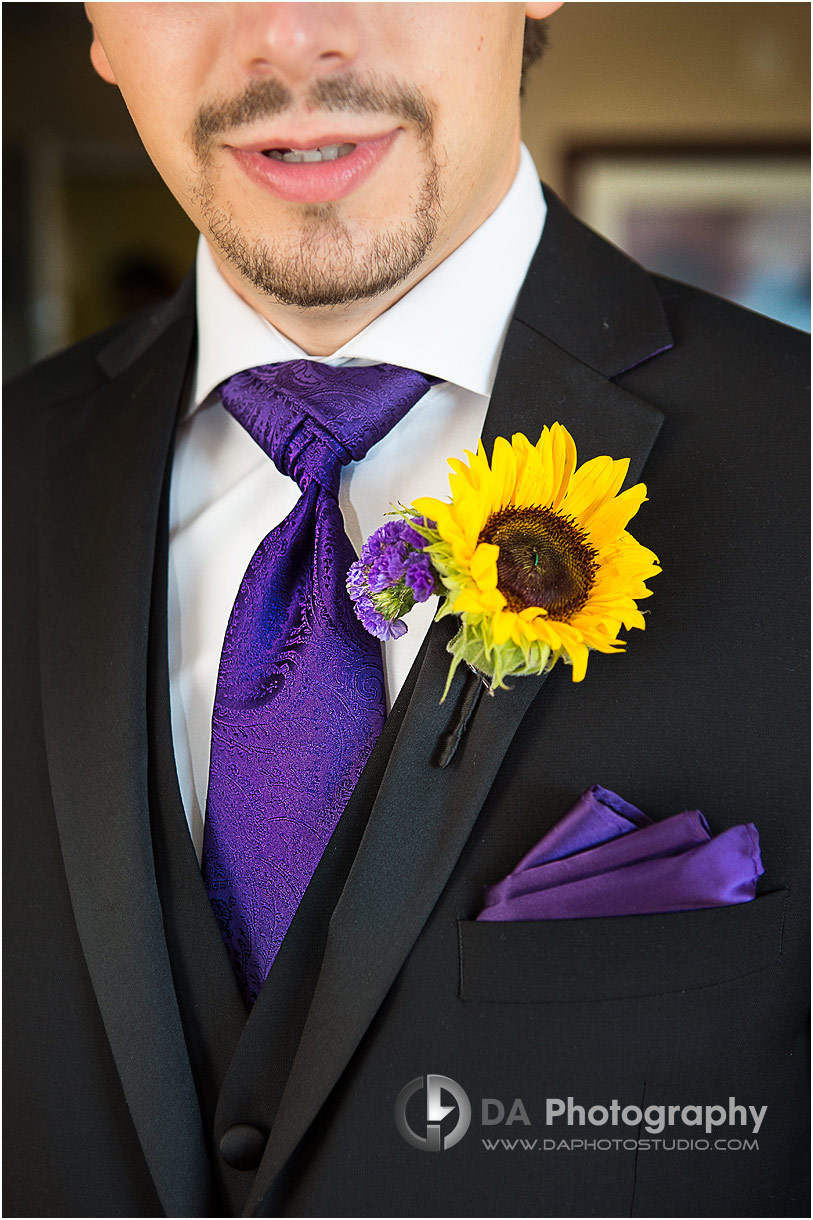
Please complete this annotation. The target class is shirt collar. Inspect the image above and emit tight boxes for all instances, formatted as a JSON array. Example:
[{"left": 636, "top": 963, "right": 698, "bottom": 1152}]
[{"left": 191, "top": 143, "right": 546, "bottom": 415}]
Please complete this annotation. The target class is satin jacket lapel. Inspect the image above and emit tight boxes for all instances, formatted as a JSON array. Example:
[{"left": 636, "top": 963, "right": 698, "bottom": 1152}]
[
  {"left": 246, "top": 191, "right": 671, "bottom": 1214},
  {"left": 38, "top": 281, "right": 214, "bottom": 1218}
]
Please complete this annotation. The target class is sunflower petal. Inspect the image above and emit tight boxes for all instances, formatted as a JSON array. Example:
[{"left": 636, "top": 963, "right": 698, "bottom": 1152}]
[
  {"left": 455, "top": 586, "right": 506, "bottom": 615},
  {"left": 492, "top": 608, "right": 517, "bottom": 646},
  {"left": 585, "top": 482, "right": 648, "bottom": 547},
  {"left": 470, "top": 541, "right": 500, "bottom": 590},
  {"left": 567, "top": 642, "right": 590, "bottom": 682},
  {"left": 549, "top": 423, "right": 578, "bottom": 509},
  {"left": 412, "top": 495, "right": 446, "bottom": 521},
  {"left": 489, "top": 436, "right": 519, "bottom": 512},
  {"left": 559, "top": 455, "right": 617, "bottom": 520}
]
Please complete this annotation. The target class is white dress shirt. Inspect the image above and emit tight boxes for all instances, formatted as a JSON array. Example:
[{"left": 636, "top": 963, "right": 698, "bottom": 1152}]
[{"left": 169, "top": 144, "right": 546, "bottom": 854}]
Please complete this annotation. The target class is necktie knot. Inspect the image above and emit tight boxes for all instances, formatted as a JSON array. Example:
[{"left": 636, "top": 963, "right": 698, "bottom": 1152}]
[{"left": 219, "top": 359, "right": 435, "bottom": 493}]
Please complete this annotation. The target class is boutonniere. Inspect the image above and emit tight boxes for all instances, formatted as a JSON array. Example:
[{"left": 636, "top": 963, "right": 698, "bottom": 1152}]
[{"left": 348, "top": 424, "right": 660, "bottom": 762}]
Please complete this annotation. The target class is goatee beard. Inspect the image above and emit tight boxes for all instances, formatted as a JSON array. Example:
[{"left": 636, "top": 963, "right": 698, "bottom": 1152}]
[
  {"left": 196, "top": 158, "right": 441, "bottom": 309},
  {"left": 190, "top": 72, "right": 442, "bottom": 308}
]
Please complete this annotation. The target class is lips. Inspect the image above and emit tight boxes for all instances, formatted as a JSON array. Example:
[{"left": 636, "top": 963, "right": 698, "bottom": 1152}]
[{"left": 227, "top": 129, "right": 400, "bottom": 204}]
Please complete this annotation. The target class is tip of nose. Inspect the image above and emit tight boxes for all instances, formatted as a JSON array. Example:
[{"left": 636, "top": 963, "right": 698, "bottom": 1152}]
[{"left": 237, "top": 11, "right": 360, "bottom": 81}]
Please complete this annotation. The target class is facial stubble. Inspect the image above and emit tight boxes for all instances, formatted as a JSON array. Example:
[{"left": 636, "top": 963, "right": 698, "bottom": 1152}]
[{"left": 190, "top": 75, "right": 443, "bottom": 309}]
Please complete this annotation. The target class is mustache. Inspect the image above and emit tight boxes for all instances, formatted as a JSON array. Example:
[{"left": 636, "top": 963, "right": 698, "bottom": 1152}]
[{"left": 192, "top": 73, "right": 434, "bottom": 160}]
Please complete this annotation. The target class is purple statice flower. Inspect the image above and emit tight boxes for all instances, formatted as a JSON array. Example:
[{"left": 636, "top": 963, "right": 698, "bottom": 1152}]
[
  {"left": 346, "top": 564, "right": 368, "bottom": 598},
  {"left": 400, "top": 520, "right": 431, "bottom": 549},
  {"left": 367, "top": 540, "right": 408, "bottom": 593},
  {"left": 359, "top": 519, "right": 406, "bottom": 565},
  {"left": 350, "top": 590, "right": 408, "bottom": 641},
  {"left": 404, "top": 550, "right": 436, "bottom": 602},
  {"left": 347, "top": 517, "right": 438, "bottom": 640}
]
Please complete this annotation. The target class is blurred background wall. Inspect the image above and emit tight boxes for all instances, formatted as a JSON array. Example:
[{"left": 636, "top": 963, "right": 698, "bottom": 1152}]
[{"left": 3, "top": 2, "right": 810, "bottom": 380}]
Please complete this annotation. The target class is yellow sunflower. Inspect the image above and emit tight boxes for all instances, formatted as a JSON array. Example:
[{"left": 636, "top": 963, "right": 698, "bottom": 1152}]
[{"left": 412, "top": 423, "right": 660, "bottom": 689}]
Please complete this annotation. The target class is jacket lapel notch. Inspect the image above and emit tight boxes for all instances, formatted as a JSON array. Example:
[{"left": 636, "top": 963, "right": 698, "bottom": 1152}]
[
  {"left": 38, "top": 303, "right": 213, "bottom": 1217},
  {"left": 483, "top": 316, "right": 665, "bottom": 486},
  {"left": 521, "top": 187, "right": 674, "bottom": 379}
]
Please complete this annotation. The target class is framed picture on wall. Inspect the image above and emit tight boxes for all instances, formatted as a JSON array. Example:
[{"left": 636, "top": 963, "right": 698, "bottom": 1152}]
[{"left": 566, "top": 143, "right": 810, "bottom": 332}]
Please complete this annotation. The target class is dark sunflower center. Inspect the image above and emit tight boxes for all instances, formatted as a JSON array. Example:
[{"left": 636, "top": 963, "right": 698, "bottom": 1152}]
[{"left": 479, "top": 505, "right": 598, "bottom": 620}]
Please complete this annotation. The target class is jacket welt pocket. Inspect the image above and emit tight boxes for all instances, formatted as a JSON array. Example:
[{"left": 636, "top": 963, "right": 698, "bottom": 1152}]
[{"left": 457, "top": 888, "right": 789, "bottom": 1003}]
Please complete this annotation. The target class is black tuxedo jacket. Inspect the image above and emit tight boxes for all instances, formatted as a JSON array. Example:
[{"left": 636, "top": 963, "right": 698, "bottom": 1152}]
[{"left": 4, "top": 191, "right": 809, "bottom": 1217}]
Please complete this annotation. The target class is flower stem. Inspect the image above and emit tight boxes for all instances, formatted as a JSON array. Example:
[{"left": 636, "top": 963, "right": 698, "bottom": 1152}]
[{"left": 433, "top": 668, "right": 488, "bottom": 769}]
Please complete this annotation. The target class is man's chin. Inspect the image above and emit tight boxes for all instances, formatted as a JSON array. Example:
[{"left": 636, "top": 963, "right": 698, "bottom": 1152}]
[{"left": 208, "top": 216, "right": 439, "bottom": 310}]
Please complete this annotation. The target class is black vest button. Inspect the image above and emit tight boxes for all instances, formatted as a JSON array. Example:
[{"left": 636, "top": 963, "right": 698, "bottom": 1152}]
[{"left": 219, "top": 1123, "right": 267, "bottom": 1170}]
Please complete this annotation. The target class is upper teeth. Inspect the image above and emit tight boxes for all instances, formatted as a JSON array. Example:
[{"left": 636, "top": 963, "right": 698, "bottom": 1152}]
[{"left": 266, "top": 143, "right": 356, "bottom": 163}]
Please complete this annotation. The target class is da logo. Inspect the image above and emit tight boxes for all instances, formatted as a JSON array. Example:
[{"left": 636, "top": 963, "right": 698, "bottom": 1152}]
[{"left": 394, "top": 1075, "right": 472, "bottom": 1151}]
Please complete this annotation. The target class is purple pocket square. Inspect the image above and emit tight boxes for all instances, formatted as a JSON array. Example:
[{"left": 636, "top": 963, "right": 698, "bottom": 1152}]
[
  {"left": 513, "top": 784, "right": 652, "bottom": 868},
  {"left": 478, "top": 785, "right": 764, "bottom": 922}
]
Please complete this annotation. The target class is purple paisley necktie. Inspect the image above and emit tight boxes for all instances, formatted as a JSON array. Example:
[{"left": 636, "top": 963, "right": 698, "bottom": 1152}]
[{"left": 202, "top": 360, "right": 434, "bottom": 1006}]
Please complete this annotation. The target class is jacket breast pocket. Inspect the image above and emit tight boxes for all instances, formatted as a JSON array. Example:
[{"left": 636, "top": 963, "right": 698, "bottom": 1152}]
[{"left": 457, "top": 888, "right": 789, "bottom": 1003}]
